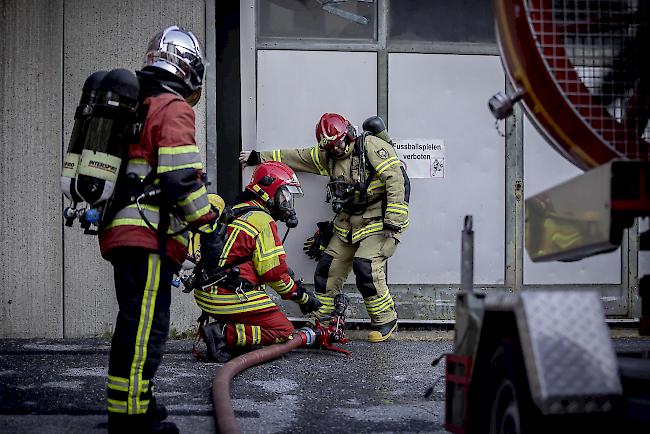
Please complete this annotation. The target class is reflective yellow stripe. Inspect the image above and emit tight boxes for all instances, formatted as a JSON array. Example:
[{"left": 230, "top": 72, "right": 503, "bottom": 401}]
[
  {"left": 351, "top": 222, "right": 384, "bottom": 242},
  {"left": 159, "top": 144, "right": 200, "bottom": 155},
  {"left": 386, "top": 204, "right": 408, "bottom": 215},
  {"left": 158, "top": 161, "right": 203, "bottom": 173},
  {"left": 365, "top": 291, "right": 395, "bottom": 314},
  {"left": 236, "top": 323, "right": 246, "bottom": 346},
  {"left": 367, "top": 178, "right": 385, "bottom": 193},
  {"left": 195, "top": 299, "right": 277, "bottom": 315},
  {"left": 272, "top": 149, "right": 282, "bottom": 162},
  {"left": 269, "top": 279, "right": 294, "bottom": 295},
  {"left": 231, "top": 220, "right": 259, "bottom": 238},
  {"left": 196, "top": 290, "right": 267, "bottom": 300},
  {"left": 108, "top": 375, "right": 130, "bottom": 392},
  {"left": 315, "top": 294, "right": 334, "bottom": 314},
  {"left": 256, "top": 241, "right": 285, "bottom": 260},
  {"left": 375, "top": 157, "right": 400, "bottom": 175},
  {"left": 310, "top": 146, "right": 329, "bottom": 176},
  {"left": 386, "top": 203, "right": 408, "bottom": 211},
  {"left": 218, "top": 228, "right": 241, "bottom": 267},
  {"left": 334, "top": 224, "right": 349, "bottom": 238},
  {"left": 251, "top": 325, "right": 261, "bottom": 345},
  {"left": 127, "top": 254, "right": 159, "bottom": 415},
  {"left": 108, "top": 398, "right": 128, "bottom": 413},
  {"left": 179, "top": 185, "right": 207, "bottom": 206}
]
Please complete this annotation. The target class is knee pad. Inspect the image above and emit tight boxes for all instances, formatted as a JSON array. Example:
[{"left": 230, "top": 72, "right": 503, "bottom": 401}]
[
  {"left": 352, "top": 257, "right": 378, "bottom": 298},
  {"left": 314, "top": 253, "right": 334, "bottom": 294}
]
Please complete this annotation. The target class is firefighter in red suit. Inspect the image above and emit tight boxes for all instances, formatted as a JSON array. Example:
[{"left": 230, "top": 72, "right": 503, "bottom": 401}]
[
  {"left": 98, "top": 26, "right": 213, "bottom": 434},
  {"left": 193, "top": 161, "right": 322, "bottom": 362}
]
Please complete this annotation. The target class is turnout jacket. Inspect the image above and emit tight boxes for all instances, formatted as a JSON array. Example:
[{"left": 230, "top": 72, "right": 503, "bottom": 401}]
[
  {"left": 99, "top": 93, "right": 215, "bottom": 265},
  {"left": 259, "top": 135, "right": 410, "bottom": 243},
  {"left": 193, "top": 200, "right": 303, "bottom": 316}
]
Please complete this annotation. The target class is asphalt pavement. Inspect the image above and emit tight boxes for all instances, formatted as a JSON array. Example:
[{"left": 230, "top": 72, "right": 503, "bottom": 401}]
[
  {"left": 1, "top": 328, "right": 647, "bottom": 434},
  {"left": 0, "top": 329, "right": 453, "bottom": 434}
]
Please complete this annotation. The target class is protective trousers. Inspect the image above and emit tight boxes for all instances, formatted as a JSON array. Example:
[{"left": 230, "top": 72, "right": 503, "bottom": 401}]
[
  {"left": 107, "top": 250, "right": 178, "bottom": 416},
  {"left": 209, "top": 307, "right": 294, "bottom": 349},
  {"left": 314, "top": 234, "right": 399, "bottom": 326}
]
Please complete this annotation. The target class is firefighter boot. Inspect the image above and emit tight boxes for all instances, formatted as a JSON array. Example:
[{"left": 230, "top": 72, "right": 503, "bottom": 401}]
[
  {"left": 367, "top": 318, "right": 398, "bottom": 343},
  {"left": 202, "top": 322, "right": 232, "bottom": 363},
  {"left": 147, "top": 394, "right": 167, "bottom": 421},
  {"left": 108, "top": 414, "right": 178, "bottom": 434}
]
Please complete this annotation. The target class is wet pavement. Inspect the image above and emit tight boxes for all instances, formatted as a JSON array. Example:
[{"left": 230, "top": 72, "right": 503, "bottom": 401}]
[
  {"left": 0, "top": 328, "right": 647, "bottom": 433},
  {"left": 0, "top": 329, "right": 453, "bottom": 434}
]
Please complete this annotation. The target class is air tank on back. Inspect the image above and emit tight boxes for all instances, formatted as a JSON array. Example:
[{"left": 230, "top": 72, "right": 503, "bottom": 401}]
[
  {"left": 362, "top": 116, "right": 393, "bottom": 145},
  {"left": 60, "top": 70, "right": 107, "bottom": 215},
  {"left": 75, "top": 68, "right": 140, "bottom": 223}
]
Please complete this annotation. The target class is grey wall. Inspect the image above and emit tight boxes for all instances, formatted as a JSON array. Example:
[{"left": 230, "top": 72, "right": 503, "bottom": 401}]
[
  {"left": 1, "top": 0, "right": 208, "bottom": 338},
  {"left": 1, "top": 0, "right": 64, "bottom": 338}
]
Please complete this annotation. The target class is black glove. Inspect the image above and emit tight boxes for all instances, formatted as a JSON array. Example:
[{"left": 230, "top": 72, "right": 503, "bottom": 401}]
[
  {"left": 303, "top": 221, "right": 334, "bottom": 260},
  {"left": 247, "top": 150, "right": 261, "bottom": 166},
  {"left": 291, "top": 280, "right": 322, "bottom": 314}
]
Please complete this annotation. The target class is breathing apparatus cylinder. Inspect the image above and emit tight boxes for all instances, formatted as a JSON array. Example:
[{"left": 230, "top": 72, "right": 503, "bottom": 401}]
[
  {"left": 75, "top": 68, "right": 140, "bottom": 225},
  {"left": 362, "top": 116, "right": 393, "bottom": 144},
  {"left": 61, "top": 70, "right": 107, "bottom": 218}
]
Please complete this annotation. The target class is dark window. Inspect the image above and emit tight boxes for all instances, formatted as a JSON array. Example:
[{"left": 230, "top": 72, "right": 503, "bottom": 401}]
[
  {"left": 257, "top": 0, "right": 377, "bottom": 41},
  {"left": 388, "top": 0, "right": 496, "bottom": 44}
]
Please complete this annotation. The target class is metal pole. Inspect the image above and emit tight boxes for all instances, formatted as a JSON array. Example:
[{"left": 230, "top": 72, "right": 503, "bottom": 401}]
[{"left": 460, "top": 215, "right": 474, "bottom": 293}]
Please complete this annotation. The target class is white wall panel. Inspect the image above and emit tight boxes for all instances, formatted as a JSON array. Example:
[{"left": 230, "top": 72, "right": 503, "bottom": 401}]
[
  {"left": 388, "top": 53, "right": 506, "bottom": 284},
  {"left": 523, "top": 118, "right": 621, "bottom": 284},
  {"left": 255, "top": 50, "right": 377, "bottom": 283}
]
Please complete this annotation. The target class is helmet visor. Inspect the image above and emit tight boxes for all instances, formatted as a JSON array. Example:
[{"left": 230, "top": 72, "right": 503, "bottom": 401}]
[{"left": 276, "top": 185, "right": 303, "bottom": 212}]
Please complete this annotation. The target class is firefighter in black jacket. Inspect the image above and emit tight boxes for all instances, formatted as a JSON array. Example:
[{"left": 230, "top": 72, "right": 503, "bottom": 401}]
[{"left": 99, "top": 26, "right": 212, "bottom": 434}]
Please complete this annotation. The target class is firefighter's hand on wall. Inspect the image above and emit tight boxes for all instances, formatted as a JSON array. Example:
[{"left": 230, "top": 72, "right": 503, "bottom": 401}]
[
  {"left": 239, "top": 150, "right": 260, "bottom": 168},
  {"left": 291, "top": 280, "right": 323, "bottom": 314}
]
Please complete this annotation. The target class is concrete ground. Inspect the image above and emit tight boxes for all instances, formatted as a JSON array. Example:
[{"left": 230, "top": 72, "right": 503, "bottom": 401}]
[{"left": 0, "top": 328, "right": 647, "bottom": 434}]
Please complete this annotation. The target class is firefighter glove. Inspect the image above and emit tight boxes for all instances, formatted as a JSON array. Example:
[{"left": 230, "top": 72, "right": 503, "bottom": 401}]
[{"left": 291, "top": 280, "right": 322, "bottom": 314}]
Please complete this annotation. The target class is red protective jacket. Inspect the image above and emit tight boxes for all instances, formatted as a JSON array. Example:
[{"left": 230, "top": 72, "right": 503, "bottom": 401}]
[{"left": 99, "top": 93, "right": 215, "bottom": 265}]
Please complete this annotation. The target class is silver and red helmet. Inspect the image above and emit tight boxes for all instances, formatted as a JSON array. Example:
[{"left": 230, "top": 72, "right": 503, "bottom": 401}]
[{"left": 144, "top": 25, "right": 205, "bottom": 105}]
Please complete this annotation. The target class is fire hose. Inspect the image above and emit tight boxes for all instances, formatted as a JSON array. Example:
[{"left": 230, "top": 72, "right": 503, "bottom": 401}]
[{"left": 212, "top": 294, "right": 351, "bottom": 434}]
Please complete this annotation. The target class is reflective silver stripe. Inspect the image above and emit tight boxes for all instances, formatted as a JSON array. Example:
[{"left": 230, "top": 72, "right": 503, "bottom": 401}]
[
  {"left": 158, "top": 145, "right": 203, "bottom": 174},
  {"left": 107, "top": 204, "right": 160, "bottom": 230},
  {"left": 179, "top": 186, "right": 211, "bottom": 222},
  {"left": 125, "top": 159, "right": 152, "bottom": 178}
]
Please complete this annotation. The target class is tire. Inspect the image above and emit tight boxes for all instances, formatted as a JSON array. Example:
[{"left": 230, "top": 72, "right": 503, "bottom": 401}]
[{"left": 489, "top": 378, "right": 522, "bottom": 434}]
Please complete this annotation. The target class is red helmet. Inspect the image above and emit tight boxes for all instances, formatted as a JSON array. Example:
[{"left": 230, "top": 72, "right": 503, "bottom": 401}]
[
  {"left": 246, "top": 161, "right": 303, "bottom": 223},
  {"left": 315, "top": 113, "right": 355, "bottom": 150}
]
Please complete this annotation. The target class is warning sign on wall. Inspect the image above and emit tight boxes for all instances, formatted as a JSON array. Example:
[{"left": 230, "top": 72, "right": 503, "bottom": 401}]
[{"left": 393, "top": 139, "right": 445, "bottom": 179}]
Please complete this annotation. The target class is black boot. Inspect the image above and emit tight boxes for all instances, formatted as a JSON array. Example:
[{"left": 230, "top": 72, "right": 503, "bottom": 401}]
[
  {"left": 201, "top": 322, "right": 232, "bottom": 363},
  {"left": 147, "top": 395, "right": 167, "bottom": 421},
  {"left": 108, "top": 413, "right": 178, "bottom": 434}
]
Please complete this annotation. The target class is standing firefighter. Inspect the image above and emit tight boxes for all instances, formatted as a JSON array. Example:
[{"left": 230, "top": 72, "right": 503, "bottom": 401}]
[
  {"left": 240, "top": 113, "right": 410, "bottom": 342},
  {"left": 192, "top": 162, "right": 322, "bottom": 362},
  {"left": 98, "top": 26, "right": 213, "bottom": 434}
]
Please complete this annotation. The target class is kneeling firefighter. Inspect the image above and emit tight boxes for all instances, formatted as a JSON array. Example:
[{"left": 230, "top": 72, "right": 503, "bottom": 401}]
[
  {"left": 97, "top": 26, "right": 215, "bottom": 434},
  {"left": 192, "top": 161, "right": 322, "bottom": 362},
  {"left": 240, "top": 113, "right": 410, "bottom": 342}
]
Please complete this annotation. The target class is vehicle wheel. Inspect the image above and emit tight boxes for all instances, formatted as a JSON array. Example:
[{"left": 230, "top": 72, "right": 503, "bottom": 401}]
[{"left": 489, "top": 378, "right": 522, "bottom": 434}]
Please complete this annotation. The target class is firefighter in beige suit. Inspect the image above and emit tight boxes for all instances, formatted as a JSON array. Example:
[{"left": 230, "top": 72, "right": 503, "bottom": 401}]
[{"left": 240, "top": 113, "right": 410, "bottom": 342}]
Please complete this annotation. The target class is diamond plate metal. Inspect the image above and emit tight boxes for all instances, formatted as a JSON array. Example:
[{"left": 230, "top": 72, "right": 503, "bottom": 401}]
[{"left": 515, "top": 290, "right": 622, "bottom": 414}]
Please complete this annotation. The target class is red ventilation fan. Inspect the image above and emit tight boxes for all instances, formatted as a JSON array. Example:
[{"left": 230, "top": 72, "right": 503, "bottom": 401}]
[{"left": 490, "top": 0, "right": 649, "bottom": 170}]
